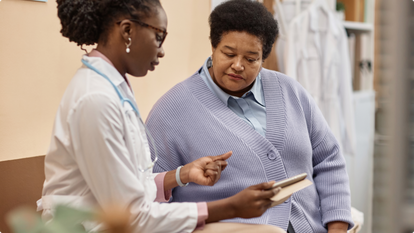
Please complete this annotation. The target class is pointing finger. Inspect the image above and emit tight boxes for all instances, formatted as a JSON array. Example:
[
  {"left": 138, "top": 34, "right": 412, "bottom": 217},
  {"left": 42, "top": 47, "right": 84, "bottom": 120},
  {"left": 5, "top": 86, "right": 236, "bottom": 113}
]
[{"left": 211, "top": 151, "right": 232, "bottom": 162}]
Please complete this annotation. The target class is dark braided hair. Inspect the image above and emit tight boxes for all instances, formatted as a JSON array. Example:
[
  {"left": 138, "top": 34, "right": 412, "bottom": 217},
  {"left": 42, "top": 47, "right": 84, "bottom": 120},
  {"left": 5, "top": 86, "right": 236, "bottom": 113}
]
[
  {"left": 57, "top": 0, "right": 161, "bottom": 46},
  {"left": 209, "top": 0, "right": 278, "bottom": 60}
]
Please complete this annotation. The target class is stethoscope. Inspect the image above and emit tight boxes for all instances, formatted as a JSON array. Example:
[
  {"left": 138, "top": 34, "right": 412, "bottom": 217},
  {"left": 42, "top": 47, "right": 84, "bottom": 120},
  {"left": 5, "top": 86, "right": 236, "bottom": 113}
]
[{"left": 81, "top": 58, "right": 158, "bottom": 173}]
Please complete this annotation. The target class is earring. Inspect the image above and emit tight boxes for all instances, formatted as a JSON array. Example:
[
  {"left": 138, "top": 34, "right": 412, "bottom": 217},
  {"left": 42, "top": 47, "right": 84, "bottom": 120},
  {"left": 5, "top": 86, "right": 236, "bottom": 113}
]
[{"left": 126, "top": 38, "right": 131, "bottom": 53}]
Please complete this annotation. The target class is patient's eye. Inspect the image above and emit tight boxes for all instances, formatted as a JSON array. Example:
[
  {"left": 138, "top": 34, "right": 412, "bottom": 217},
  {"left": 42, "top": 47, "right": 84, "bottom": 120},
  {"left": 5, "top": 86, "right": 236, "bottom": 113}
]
[{"left": 246, "top": 57, "right": 259, "bottom": 63}]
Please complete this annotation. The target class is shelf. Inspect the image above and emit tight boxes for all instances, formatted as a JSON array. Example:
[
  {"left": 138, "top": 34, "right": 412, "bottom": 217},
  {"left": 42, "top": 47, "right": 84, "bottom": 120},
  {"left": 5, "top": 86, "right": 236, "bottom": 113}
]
[{"left": 342, "top": 21, "right": 373, "bottom": 31}]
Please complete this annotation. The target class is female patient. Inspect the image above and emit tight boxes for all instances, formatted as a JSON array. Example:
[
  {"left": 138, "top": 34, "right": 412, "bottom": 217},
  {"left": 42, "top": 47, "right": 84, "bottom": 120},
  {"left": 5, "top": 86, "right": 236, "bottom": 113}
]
[
  {"left": 147, "top": 0, "right": 354, "bottom": 233},
  {"left": 38, "top": 0, "right": 285, "bottom": 232}
]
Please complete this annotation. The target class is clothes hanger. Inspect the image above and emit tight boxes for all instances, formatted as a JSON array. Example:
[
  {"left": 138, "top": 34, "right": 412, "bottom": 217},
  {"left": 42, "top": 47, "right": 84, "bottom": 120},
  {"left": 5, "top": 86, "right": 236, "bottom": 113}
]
[
  {"left": 312, "top": 0, "right": 331, "bottom": 14},
  {"left": 273, "top": 0, "right": 331, "bottom": 38}
]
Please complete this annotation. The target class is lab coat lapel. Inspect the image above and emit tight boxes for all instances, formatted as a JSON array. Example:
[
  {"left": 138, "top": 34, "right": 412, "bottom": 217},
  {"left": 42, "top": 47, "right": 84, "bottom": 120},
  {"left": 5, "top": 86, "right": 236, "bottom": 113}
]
[
  {"left": 322, "top": 14, "right": 340, "bottom": 96},
  {"left": 83, "top": 55, "right": 125, "bottom": 88},
  {"left": 299, "top": 12, "right": 311, "bottom": 91},
  {"left": 84, "top": 56, "right": 141, "bottom": 117},
  {"left": 308, "top": 2, "right": 340, "bottom": 100}
]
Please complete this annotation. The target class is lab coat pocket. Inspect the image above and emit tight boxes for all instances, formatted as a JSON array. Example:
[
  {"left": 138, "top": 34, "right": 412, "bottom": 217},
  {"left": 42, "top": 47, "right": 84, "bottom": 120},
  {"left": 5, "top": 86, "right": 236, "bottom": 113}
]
[{"left": 299, "top": 48, "right": 321, "bottom": 100}]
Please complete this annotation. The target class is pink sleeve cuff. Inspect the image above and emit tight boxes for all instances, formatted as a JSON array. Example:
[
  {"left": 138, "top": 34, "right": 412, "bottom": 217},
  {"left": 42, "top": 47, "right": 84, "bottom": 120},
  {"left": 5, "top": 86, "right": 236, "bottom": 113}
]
[
  {"left": 154, "top": 172, "right": 172, "bottom": 202},
  {"left": 195, "top": 202, "right": 208, "bottom": 230}
]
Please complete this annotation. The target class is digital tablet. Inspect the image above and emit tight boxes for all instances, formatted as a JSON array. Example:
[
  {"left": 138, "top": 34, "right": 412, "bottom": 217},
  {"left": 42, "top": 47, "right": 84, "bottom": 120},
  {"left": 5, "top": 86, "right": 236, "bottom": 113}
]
[{"left": 268, "top": 173, "right": 307, "bottom": 189}]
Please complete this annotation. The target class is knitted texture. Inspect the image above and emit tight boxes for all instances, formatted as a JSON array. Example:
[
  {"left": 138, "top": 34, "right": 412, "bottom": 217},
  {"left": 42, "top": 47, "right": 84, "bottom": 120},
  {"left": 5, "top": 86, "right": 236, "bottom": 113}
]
[{"left": 146, "top": 68, "right": 354, "bottom": 232}]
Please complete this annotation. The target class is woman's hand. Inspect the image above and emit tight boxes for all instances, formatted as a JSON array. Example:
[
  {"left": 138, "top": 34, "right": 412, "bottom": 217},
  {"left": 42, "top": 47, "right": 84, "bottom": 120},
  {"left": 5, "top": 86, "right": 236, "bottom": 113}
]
[
  {"left": 228, "top": 182, "right": 281, "bottom": 219},
  {"left": 180, "top": 151, "right": 232, "bottom": 186},
  {"left": 163, "top": 151, "right": 232, "bottom": 191},
  {"left": 327, "top": 221, "right": 348, "bottom": 233},
  {"left": 206, "top": 181, "right": 281, "bottom": 223}
]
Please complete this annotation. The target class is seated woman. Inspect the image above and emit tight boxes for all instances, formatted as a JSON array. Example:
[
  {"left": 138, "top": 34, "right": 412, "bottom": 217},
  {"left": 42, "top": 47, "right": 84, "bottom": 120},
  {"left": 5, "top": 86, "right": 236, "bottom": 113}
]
[
  {"left": 146, "top": 0, "right": 354, "bottom": 232},
  {"left": 38, "top": 0, "right": 286, "bottom": 232}
]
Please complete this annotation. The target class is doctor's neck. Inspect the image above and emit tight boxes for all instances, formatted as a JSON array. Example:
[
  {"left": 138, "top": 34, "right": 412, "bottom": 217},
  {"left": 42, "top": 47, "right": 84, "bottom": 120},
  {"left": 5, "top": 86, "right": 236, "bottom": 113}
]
[{"left": 94, "top": 45, "right": 129, "bottom": 81}]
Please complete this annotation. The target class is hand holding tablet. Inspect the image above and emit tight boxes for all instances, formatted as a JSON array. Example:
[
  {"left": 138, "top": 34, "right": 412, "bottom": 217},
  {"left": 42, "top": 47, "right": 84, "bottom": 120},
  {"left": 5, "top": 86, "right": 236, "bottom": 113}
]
[{"left": 268, "top": 173, "right": 313, "bottom": 207}]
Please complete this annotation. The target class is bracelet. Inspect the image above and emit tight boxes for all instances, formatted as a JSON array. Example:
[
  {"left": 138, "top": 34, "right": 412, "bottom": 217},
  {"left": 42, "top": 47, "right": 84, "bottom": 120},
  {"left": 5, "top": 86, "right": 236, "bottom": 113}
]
[{"left": 176, "top": 165, "right": 189, "bottom": 187}]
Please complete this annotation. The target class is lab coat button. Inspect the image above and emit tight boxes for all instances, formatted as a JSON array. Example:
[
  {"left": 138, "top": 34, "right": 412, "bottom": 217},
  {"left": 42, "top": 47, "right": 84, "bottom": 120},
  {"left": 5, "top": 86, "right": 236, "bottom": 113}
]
[{"left": 267, "top": 152, "right": 276, "bottom": 160}]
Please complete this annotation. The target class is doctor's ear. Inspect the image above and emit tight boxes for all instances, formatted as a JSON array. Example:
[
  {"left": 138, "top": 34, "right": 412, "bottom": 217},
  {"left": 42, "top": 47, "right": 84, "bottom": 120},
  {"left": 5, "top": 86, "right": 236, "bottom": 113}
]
[{"left": 118, "top": 19, "right": 134, "bottom": 42}]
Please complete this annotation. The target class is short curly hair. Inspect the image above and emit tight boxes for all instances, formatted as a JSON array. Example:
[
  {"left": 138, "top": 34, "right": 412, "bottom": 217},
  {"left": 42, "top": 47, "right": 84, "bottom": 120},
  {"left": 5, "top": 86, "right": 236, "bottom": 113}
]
[
  {"left": 209, "top": 0, "right": 278, "bottom": 60},
  {"left": 56, "top": 0, "right": 161, "bottom": 46}
]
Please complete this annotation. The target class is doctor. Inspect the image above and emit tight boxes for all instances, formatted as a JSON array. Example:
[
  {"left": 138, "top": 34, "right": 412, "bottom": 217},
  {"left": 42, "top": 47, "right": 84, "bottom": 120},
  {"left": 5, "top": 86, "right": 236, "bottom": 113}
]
[{"left": 38, "top": 0, "right": 284, "bottom": 232}]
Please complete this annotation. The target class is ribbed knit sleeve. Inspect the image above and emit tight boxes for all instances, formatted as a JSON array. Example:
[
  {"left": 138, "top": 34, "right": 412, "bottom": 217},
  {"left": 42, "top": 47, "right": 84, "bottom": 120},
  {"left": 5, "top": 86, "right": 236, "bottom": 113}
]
[
  {"left": 308, "top": 93, "right": 354, "bottom": 229},
  {"left": 285, "top": 72, "right": 354, "bottom": 230}
]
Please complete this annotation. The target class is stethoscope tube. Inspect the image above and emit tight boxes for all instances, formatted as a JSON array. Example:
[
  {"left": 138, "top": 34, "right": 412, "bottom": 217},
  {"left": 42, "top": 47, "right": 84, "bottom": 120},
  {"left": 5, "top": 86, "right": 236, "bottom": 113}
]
[{"left": 81, "top": 58, "right": 158, "bottom": 172}]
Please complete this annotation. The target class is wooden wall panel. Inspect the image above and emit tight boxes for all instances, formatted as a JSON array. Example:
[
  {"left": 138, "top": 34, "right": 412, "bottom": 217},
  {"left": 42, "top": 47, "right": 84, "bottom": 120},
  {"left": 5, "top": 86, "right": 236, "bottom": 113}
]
[{"left": 0, "top": 156, "right": 45, "bottom": 233}]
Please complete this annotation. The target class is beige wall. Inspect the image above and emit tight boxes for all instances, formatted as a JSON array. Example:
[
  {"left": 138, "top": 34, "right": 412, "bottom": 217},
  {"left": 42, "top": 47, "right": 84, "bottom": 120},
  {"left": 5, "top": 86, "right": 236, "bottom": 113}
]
[{"left": 0, "top": 0, "right": 211, "bottom": 161}]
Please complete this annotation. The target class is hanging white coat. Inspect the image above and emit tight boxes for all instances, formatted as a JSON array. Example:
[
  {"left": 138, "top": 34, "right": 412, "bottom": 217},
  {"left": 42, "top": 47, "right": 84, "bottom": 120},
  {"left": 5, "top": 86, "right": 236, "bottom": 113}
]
[{"left": 284, "top": 0, "right": 356, "bottom": 157}]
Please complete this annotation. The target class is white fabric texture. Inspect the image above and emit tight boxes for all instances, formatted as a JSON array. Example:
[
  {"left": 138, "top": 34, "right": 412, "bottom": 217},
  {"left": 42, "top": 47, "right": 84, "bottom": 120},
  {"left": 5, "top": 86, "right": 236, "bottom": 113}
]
[
  {"left": 273, "top": 0, "right": 312, "bottom": 73},
  {"left": 39, "top": 56, "right": 198, "bottom": 233},
  {"left": 283, "top": 0, "right": 356, "bottom": 157}
]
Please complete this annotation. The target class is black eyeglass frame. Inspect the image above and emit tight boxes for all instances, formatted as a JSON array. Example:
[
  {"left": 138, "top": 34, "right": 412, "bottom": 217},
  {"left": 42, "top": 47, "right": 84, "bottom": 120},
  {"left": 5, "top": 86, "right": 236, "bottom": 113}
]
[{"left": 117, "top": 19, "right": 168, "bottom": 48}]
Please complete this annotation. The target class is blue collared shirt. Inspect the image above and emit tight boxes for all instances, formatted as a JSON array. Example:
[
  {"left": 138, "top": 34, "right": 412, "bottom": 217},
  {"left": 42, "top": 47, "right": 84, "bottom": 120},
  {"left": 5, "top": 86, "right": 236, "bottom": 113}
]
[{"left": 199, "top": 57, "right": 267, "bottom": 137}]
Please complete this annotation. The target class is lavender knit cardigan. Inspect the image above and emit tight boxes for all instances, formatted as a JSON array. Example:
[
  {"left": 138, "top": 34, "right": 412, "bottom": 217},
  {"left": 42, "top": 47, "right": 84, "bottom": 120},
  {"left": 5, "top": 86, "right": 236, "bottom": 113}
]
[{"left": 146, "top": 68, "right": 354, "bottom": 232}]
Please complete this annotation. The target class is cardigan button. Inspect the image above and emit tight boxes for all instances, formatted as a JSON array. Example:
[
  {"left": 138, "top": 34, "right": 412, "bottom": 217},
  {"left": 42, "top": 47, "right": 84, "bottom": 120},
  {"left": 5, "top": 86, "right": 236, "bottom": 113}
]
[{"left": 267, "top": 152, "right": 276, "bottom": 160}]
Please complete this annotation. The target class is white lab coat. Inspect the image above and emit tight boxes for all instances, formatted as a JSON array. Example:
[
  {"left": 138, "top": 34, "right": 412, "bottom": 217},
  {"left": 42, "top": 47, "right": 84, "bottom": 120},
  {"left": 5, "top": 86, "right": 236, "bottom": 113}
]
[
  {"left": 37, "top": 56, "right": 198, "bottom": 233},
  {"left": 273, "top": 0, "right": 312, "bottom": 73},
  {"left": 283, "top": 0, "right": 356, "bottom": 157}
]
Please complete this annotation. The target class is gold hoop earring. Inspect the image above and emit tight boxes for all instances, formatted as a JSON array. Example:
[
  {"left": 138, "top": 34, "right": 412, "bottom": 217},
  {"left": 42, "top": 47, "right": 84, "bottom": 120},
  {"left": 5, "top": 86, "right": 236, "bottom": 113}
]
[{"left": 126, "top": 38, "right": 132, "bottom": 53}]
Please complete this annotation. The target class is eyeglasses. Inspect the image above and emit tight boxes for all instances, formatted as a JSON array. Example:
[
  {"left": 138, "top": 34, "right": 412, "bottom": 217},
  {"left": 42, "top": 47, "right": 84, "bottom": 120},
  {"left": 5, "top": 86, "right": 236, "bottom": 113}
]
[{"left": 118, "top": 19, "right": 167, "bottom": 48}]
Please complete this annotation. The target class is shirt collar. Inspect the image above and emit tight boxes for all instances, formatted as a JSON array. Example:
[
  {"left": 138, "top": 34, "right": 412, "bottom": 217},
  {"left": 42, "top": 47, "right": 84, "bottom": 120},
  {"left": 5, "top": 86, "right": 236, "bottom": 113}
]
[
  {"left": 88, "top": 49, "right": 115, "bottom": 67},
  {"left": 83, "top": 54, "right": 127, "bottom": 89},
  {"left": 201, "top": 57, "right": 265, "bottom": 106},
  {"left": 87, "top": 49, "right": 133, "bottom": 89}
]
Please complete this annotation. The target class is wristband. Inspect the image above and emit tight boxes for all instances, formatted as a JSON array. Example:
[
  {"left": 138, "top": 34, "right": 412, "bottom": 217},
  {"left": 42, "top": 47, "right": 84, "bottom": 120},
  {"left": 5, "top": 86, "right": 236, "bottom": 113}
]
[{"left": 176, "top": 165, "right": 189, "bottom": 187}]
